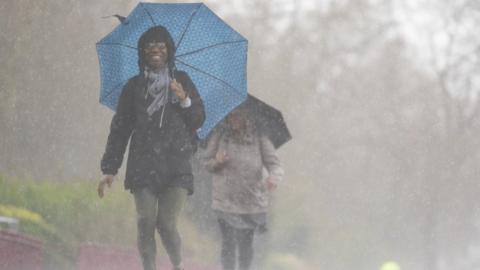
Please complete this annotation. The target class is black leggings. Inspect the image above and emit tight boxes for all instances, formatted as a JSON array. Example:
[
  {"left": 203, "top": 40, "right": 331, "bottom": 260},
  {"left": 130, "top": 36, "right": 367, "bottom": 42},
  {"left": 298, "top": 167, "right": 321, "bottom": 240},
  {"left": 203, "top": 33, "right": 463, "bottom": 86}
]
[{"left": 218, "top": 219, "right": 255, "bottom": 270}]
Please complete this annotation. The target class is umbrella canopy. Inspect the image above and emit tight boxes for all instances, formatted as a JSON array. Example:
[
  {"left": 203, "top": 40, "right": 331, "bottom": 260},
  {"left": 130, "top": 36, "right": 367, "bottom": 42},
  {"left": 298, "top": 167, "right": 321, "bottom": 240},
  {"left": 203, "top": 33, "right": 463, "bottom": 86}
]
[
  {"left": 244, "top": 95, "right": 291, "bottom": 149},
  {"left": 96, "top": 2, "right": 248, "bottom": 139}
]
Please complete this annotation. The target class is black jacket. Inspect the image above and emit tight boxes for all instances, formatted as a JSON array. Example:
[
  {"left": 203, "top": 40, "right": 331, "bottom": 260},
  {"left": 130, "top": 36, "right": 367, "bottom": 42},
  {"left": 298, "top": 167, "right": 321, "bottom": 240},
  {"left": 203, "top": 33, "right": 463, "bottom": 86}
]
[{"left": 101, "top": 70, "right": 205, "bottom": 194}]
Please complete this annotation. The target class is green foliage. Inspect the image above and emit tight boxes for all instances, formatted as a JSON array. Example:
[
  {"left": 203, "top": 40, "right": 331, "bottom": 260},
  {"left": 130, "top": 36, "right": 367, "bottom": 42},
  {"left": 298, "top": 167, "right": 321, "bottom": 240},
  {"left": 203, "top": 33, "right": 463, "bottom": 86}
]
[
  {"left": 0, "top": 175, "right": 218, "bottom": 269},
  {"left": 0, "top": 175, "right": 137, "bottom": 242},
  {"left": 0, "top": 175, "right": 136, "bottom": 269},
  {"left": 0, "top": 204, "right": 53, "bottom": 233}
]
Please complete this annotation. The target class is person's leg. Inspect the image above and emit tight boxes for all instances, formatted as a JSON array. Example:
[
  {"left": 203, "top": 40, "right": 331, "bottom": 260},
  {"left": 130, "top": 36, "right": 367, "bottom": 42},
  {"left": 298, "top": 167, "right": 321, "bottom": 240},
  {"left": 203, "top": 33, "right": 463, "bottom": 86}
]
[
  {"left": 134, "top": 188, "right": 158, "bottom": 270},
  {"left": 218, "top": 219, "right": 236, "bottom": 270},
  {"left": 156, "top": 187, "right": 188, "bottom": 270},
  {"left": 236, "top": 228, "right": 255, "bottom": 270}
]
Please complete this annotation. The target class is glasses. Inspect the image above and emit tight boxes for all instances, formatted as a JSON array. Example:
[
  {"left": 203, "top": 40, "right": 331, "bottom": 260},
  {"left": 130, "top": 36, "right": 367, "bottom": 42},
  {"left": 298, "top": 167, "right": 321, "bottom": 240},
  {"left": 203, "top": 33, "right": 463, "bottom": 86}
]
[{"left": 144, "top": 42, "right": 167, "bottom": 51}]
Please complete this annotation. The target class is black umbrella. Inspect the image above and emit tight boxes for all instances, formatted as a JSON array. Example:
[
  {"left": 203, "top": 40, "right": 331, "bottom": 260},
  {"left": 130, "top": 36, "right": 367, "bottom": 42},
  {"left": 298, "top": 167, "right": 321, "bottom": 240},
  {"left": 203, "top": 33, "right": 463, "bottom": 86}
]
[
  {"left": 244, "top": 94, "right": 291, "bottom": 149},
  {"left": 200, "top": 94, "right": 291, "bottom": 149}
]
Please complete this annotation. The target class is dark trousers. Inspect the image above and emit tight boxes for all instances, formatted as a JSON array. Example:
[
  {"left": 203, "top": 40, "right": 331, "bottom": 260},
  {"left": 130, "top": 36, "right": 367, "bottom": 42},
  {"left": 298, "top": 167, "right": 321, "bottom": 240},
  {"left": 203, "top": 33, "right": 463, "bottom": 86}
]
[
  {"left": 218, "top": 219, "right": 255, "bottom": 270},
  {"left": 134, "top": 187, "right": 187, "bottom": 270}
]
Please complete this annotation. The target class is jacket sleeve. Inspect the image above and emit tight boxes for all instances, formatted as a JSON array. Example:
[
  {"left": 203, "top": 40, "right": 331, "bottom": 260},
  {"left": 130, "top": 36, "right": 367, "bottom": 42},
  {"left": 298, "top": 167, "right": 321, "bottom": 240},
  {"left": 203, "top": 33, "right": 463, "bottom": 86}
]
[
  {"left": 101, "top": 80, "right": 136, "bottom": 175},
  {"left": 260, "top": 135, "right": 284, "bottom": 182},
  {"left": 177, "top": 72, "right": 206, "bottom": 132},
  {"left": 203, "top": 131, "right": 223, "bottom": 172}
]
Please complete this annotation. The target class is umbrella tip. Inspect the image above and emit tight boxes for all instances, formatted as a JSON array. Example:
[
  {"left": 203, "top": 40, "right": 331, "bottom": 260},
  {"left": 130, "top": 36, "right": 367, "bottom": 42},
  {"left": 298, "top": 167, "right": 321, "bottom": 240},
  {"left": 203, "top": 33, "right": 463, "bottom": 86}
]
[{"left": 101, "top": 14, "right": 129, "bottom": 24}]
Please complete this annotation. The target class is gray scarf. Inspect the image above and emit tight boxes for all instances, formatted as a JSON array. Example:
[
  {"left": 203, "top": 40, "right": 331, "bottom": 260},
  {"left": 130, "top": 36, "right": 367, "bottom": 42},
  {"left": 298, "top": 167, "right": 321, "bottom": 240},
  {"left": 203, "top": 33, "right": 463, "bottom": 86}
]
[{"left": 144, "top": 66, "right": 170, "bottom": 116}]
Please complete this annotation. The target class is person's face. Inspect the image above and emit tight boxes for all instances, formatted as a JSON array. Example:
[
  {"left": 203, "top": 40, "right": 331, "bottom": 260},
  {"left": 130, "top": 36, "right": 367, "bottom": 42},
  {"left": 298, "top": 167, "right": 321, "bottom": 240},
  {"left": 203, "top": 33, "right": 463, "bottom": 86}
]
[
  {"left": 227, "top": 111, "right": 247, "bottom": 131},
  {"left": 144, "top": 41, "right": 168, "bottom": 71}
]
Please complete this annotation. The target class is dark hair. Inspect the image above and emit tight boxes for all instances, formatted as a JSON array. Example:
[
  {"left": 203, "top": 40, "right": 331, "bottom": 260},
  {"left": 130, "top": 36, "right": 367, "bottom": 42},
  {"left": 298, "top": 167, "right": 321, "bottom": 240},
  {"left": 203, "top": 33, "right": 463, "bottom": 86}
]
[{"left": 137, "top": 26, "right": 176, "bottom": 74}]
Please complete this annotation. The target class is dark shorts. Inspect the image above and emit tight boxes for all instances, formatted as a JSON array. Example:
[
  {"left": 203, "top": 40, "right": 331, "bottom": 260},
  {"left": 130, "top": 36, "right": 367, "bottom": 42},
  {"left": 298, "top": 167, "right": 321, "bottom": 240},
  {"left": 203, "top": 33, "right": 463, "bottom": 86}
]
[{"left": 215, "top": 210, "right": 267, "bottom": 233}]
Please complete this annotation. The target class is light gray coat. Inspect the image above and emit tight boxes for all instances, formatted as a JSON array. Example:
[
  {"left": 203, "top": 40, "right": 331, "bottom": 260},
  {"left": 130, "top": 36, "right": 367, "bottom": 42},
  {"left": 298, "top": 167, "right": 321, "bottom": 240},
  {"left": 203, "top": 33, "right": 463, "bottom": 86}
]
[{"left": 204, "top": 129, "right": 284, "bottom": 214}]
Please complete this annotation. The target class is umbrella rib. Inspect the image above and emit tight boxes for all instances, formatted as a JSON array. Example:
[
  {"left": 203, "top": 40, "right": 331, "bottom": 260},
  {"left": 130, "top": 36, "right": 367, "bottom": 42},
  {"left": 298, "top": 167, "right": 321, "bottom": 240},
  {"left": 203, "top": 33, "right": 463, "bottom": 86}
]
[
  {"left": 175, "top": 59, "right": 240, "bottom": 93},
  {"left": 176, "top": 4, "right": 202, "bottom": 51},
  {"left": 176, "top": 40, "right": 246, "bottom": 58},
  {"left": 139, "top": 2, "right": 156, "bottom": 25},
  {"left": 97, "top": 42, "right": 137, "bottom": 50}
]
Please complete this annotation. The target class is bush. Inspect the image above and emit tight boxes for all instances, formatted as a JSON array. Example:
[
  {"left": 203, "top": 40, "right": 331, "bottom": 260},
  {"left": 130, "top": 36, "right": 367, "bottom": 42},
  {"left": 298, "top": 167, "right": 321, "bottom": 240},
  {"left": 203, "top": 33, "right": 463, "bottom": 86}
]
[
  {"left": 0, "top": 175, "right": 218, "bottom": 269},
  {"left": 0, "top": 175, "right": 135, "bottom": 269}
]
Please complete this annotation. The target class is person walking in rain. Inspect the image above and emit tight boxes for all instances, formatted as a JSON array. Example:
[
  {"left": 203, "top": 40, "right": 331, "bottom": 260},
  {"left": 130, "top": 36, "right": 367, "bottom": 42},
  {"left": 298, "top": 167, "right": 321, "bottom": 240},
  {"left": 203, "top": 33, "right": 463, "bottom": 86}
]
[
  {"left": 204, "top": 104, "right": 284, "bottom": 270},
  {"left": 97, "top": 26, "right": 205, "bottom": 270}
]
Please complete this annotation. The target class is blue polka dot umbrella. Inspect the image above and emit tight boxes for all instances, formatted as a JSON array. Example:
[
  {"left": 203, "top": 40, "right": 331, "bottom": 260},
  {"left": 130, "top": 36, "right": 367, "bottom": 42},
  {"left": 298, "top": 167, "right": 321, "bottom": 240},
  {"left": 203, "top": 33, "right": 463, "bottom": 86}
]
[{"left": 96, "top": 2, "right": 248, "bottom": 139}]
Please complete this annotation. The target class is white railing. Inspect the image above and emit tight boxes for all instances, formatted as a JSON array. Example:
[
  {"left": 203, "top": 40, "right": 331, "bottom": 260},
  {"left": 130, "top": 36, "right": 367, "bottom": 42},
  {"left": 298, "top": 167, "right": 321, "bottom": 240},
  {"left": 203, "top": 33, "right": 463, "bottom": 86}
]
[{"left": 0, "top": 216, "right": 19, "bottom": 233}]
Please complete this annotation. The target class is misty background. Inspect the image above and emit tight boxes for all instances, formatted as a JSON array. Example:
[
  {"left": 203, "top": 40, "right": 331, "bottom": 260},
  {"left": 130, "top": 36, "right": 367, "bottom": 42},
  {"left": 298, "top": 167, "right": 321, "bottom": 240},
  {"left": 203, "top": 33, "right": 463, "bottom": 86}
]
[{"left": 1, "top": 0, "right": 480, "bottom": 269}]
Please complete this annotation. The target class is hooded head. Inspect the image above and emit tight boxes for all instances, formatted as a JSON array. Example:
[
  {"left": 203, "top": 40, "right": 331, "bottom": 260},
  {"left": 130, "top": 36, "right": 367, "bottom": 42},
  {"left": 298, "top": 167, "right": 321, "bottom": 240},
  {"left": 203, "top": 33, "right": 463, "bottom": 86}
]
[
  {"left": 226, "top": 102, "right": 252, "bottom": 132},
  {"left": 137, "top": 26, "right": 176, "bottom": 74}
]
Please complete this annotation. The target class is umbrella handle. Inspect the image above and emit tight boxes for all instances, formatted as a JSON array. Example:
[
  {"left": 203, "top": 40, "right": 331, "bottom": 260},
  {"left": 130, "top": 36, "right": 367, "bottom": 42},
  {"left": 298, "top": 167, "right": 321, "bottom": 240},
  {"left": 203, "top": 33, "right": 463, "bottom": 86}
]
[{"left": 169, "top": 64, "right": 177, "bottom": 80}]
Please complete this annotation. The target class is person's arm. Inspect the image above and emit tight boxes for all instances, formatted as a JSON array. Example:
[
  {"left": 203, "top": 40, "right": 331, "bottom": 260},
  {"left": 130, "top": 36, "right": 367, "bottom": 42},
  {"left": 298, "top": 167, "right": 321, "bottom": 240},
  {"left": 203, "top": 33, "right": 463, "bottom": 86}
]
[
  {"left": 100, "top": 79, "right": 136, "bottom": 177},
  {"left": 259, "top": 135, "right": 284, "bottom": 191},
  {"left": 174, "top": 72, "right": 206, "bottom": 132},
  {"left": 203, "top": 131, "right": 228, "bottom": 172}
]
